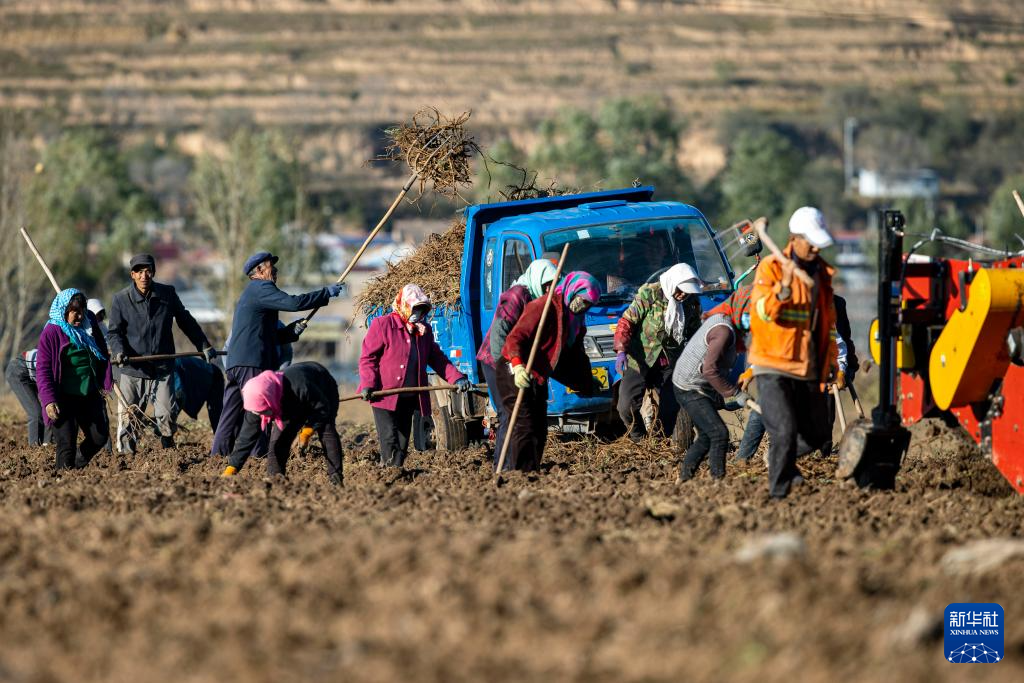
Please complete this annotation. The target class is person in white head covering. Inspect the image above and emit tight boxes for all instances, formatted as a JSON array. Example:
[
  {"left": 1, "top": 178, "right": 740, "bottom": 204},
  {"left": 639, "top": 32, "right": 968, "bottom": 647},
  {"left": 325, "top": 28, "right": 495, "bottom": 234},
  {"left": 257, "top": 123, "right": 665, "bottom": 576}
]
[
  {"left": 749, "top": 206, "right": 839, "bottom": 499},
  {"left": 86, "top": 298, "right": 108, "bottom": 339},
  {"left": 613, "top": 263, "right": 704, "bottom": 442}
]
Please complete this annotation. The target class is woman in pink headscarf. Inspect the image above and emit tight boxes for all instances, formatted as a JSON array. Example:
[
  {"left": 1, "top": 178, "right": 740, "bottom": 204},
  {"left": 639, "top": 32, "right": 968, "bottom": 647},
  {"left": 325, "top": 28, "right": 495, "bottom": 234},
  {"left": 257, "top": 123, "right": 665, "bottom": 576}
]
[
  {"left": 221, "top": 361, "right": 343, "bottom": 484},
  {"left": 358, "top": 284, "right": 470, "bottom": 467},
  {"left": 497, "top": 271, "right": 603, "bottom": 471}
]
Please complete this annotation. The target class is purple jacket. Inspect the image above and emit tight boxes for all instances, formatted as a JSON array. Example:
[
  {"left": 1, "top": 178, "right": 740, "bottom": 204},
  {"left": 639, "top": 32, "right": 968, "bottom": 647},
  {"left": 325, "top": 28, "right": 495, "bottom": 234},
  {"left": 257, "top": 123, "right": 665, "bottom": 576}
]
[
  {"left": 476, "top": 284, "right": 531, "bottom": 368},
  {"left": 358, "top": 312, "right": 465, "bottom": 413},
  {"left": 36, "top": 314, "right": 114, "bottom": 426}
]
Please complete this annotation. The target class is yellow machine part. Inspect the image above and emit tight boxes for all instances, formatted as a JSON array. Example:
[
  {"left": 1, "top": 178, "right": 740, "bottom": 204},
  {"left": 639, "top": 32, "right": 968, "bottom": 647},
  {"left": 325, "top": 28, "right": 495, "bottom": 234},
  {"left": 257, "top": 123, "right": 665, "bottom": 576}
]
[
  {"left": 869, "top": 319, "right": 916, "bottom": 369},
  {"left": 929, "top": 268, "right": 1024, "bottom": 410}
]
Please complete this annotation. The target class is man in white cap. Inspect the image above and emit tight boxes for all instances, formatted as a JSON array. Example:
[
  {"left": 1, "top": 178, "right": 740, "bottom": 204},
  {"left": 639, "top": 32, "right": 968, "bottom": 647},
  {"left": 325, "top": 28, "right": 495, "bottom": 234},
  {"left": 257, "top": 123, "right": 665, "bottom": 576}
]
[
  {"left": 748, "top": 206, "right": 839, "bottom": 498},
  {"left": 614, "top": 262, "right": 704, "bottom": 441}
]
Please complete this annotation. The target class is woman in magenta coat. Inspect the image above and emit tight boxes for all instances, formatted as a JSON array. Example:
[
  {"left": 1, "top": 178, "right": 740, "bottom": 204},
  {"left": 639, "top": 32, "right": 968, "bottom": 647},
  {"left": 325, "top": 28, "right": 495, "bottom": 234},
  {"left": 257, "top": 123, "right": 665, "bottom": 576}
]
[
  {"left": 36, "top": 288, "right": 113, "bottom": 471},
  {"left": 358, "top": 284, "right": 470, "bottom": 467}
]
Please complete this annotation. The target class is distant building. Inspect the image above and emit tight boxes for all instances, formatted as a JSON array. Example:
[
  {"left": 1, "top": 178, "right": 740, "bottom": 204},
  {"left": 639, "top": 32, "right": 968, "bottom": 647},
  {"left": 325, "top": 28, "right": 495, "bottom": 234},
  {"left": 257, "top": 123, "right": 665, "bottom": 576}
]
[{"left": 857, "top": 169, "right": 939, "bottom": 200}]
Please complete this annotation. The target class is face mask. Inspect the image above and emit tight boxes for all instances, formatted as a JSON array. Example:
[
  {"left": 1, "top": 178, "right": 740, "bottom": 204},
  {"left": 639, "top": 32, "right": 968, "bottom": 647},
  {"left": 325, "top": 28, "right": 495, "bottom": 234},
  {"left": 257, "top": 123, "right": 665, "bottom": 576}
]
[
  {"left": 569, "top": 296, "right": 591, "bottom": 314},
  {"left": 408, "top": 307, "right": 430, "bottom": 324}
]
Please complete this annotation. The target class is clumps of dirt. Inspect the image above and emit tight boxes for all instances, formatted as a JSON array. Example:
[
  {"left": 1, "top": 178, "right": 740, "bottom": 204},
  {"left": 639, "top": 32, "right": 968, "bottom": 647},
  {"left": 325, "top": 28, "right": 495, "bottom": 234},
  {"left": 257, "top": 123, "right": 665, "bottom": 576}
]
[
  {"left": 357, "top": 217, "right": 467, "bottom": 314},
  {"left": 377, "top": 108, "right": 480, "bottom": 201}
]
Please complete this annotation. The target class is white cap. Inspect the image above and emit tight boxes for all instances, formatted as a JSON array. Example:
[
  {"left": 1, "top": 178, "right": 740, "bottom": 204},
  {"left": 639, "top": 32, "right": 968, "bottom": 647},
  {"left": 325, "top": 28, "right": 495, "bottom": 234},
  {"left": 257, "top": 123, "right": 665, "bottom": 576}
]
[
  {"left": 789, "top": 206, "right": 833, "bottom": 249},
  {"left": 86, "top": 298, "right": 105, "bottom": 315}
]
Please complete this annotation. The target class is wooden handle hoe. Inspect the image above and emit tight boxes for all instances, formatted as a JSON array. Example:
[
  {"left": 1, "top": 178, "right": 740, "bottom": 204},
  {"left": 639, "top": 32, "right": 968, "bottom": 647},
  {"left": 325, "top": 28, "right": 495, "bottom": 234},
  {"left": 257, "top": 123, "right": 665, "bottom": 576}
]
[
  {"left": 302, "top": 172, "right": 419, "bottom": 324},
  {"left": 494, "top": 242, "right": 571, "bottom": 477},
  {"left": 1013, "top": 190, "right": 1024, "bottom": 219},
  {"left": 831, "top": 383, "right": 848, "bottom": 434},
  {"left": 340, "top": 383, "right": 486, "bottom": 403},
  {"left": 751, "top": 217, "right": 815, "bottom": 288}
]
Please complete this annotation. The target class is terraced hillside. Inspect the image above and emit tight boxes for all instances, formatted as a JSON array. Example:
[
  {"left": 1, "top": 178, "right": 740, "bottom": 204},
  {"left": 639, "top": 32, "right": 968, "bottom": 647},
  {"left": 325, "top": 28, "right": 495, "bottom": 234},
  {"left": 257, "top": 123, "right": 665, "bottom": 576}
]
[{"left": 1, "top": 0, "right": 1022, "bottom": 179}]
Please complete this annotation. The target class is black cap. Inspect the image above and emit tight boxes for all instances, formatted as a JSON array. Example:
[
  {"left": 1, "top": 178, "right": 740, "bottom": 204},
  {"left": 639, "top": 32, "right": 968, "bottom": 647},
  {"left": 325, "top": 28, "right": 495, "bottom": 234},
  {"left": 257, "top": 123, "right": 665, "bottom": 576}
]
[
  {"left": 243, "top": 251, "right": 279, "bottom": 276},
  {"left": 129, "top": 254, "right": 156, "bottom": 272}
]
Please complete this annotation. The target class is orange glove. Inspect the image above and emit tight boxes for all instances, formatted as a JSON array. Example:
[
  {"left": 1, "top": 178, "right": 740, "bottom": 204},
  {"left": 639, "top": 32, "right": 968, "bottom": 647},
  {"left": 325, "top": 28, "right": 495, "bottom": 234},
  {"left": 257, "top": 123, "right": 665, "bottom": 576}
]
[
  {"left": 738, "top": 367, "right": 754, "bottom": 392},
  {"left": 298, "top": 427, "right": 315, "bottom": 448}
]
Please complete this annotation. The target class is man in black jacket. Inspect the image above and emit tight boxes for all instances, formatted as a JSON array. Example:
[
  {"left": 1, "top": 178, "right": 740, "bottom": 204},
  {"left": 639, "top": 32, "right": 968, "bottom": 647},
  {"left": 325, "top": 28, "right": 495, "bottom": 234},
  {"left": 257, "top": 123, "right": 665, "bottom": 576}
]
[
  {"left": 210, "top": 251, "right": 341, "bottom": 457},
  {"left": 107, "top": 253, "right": 217, "bottom": 453}
]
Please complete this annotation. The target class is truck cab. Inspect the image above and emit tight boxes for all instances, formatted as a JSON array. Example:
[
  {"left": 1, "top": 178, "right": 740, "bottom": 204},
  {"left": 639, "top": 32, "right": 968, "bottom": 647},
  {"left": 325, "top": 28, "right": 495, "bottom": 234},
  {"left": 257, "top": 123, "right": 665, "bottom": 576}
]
[{"left": 411, "top": 187, "right": 736, "bottom": 449}]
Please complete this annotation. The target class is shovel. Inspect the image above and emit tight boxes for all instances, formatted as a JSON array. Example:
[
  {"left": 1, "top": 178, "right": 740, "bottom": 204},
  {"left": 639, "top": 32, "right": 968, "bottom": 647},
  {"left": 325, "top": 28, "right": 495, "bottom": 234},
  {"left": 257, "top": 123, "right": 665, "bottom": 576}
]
[{"left": 836, "top": 210, "right": 911, "bottom": 488}]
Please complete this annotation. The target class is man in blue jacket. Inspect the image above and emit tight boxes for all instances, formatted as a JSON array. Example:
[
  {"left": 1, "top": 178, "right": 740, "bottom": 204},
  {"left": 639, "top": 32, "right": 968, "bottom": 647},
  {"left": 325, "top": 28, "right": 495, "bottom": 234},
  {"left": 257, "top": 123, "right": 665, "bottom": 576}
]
[{"left": 210, "top": 251, "right": 342, "bottom": 457}]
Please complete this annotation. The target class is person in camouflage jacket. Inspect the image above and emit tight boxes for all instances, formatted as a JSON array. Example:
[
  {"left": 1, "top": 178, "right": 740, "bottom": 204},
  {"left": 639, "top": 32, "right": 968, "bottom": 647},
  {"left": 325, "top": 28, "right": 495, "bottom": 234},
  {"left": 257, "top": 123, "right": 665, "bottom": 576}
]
[{"left": 613, "top": 263, "right": 703, "bottom": 441}]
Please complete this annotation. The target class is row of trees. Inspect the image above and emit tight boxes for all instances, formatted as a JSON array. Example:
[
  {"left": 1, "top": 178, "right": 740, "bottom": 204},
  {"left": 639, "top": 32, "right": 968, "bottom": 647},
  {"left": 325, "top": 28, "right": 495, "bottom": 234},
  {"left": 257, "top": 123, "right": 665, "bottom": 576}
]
[{"left": 0, "top": 116, "right": 312, "bottom": 363}]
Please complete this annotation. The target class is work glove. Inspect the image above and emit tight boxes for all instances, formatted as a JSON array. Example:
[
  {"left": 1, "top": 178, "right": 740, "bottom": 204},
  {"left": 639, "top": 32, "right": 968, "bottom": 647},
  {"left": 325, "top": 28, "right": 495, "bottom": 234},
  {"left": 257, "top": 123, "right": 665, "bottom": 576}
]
[
  {"left": 834, "top": 369, "right": 847, "bottom": 390},
  {"left": 724, "top": 390, "right": 752, "bottom": 412},
  {"left": 738, "top": 367, "right": 754, "bottom": 392},
  {"left": 288, "top": 320, "right": 308, "bottom": 338},
  {"left": 221, "top": 465, "right": 237, "bottom": 477},
  {"left": 359, "top": 388, "right": 375, "bottom": 402},
  {"left": 203, "top": 346, "right": 218, "bottom": 363},
  {"left": 111, "top": 352, "right": 127, "bottom": 366},
  {"left": 512, "top": 364, "right": 531, "bottom": 390},
  {"left": 455, "top": 378, "right": 472, "bottom": 393},
  {"left": 44, "top": 402, "right": 59, "bottom": 421},
  {"left": 615, "top": 351, "right": 628, "bottom": 375},
  {"left": 329, "top": 472, "right": 343, "bottom": 487},
  {"left": 326, "top": 283, "right": 343, "bottom": 297}
]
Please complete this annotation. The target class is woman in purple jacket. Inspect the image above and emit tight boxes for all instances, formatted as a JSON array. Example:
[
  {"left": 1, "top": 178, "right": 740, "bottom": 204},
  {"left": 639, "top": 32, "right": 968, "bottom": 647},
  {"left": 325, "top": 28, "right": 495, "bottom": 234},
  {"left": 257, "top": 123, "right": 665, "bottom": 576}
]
[
  {"left": 36, "top": 288, "right": 113, "bottom": 470},
  {"left": 475, "top": 259, "right": 556, "bottom": 469},
  {"left": 359, "top": 284, "right": 470, "bottom": 467}
]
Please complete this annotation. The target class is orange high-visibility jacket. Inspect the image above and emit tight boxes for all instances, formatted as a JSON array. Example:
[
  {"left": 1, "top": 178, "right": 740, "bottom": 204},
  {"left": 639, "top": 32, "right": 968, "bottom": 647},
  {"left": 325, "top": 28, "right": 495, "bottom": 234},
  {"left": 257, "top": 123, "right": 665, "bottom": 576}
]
[{"left": 748, "top": 245, "right": 838, "bottom": 386}]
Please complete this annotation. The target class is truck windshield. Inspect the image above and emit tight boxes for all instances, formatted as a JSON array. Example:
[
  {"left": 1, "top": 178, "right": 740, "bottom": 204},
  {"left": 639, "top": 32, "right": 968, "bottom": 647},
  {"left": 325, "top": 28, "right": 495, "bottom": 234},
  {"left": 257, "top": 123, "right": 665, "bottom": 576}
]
[{"left": 541, "top": 218, "right": 731, "bottom": 302}]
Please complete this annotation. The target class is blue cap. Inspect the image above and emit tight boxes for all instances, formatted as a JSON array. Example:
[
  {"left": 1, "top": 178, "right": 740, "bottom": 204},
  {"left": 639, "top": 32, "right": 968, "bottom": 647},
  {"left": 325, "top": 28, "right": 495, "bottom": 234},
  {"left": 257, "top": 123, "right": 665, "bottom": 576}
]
[{"left": 243, "top": 251, "right": 278, "bottom": 276}]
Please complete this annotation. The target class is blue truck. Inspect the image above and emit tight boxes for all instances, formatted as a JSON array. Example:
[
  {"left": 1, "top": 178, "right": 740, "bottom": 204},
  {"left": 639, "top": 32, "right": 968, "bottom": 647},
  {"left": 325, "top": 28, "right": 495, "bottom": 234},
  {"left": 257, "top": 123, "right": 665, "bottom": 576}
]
[{"left": 408, "top": 186, "right": 740, "bottom": 451}]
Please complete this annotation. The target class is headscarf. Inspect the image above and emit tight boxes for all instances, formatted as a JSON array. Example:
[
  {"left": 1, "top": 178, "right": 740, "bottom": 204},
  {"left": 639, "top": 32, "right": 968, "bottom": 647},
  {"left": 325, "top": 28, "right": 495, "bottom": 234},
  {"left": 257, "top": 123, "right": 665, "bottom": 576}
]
[
  {"left": 46, "top": 288, "right": 105, "bottom": 360},
  {"left": 392, "top": 284, "right": 431, "bottom": 335},
  {"left": 705, "top": 284, "right": 753, "bottom": 332},
  {"left": 555, "top": 271, "right": 601, "bottom": 343},
  {"left": 659, "top": 263, "right": 702, "bottom": 343},
  {"left": 514, "top": 259, "right": 558, "bottom": 300},
  {"left": 241, "top": 370, "right": 285, "bottom": 431}
]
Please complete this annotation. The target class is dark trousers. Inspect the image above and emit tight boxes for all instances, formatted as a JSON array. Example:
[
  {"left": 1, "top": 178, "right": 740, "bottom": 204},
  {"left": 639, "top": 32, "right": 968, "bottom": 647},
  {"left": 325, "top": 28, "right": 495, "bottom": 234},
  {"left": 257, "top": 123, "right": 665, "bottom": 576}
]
[
  {"left": 480, "top": 361, "right": 509, "bottom": 466},
  {"left": 52, "top": 392, "right": 109, "bottom": 470},
  {"left": 758, "top": 374, "right": 831, "bottom": 498},
  {"left": 5, "top": 359, "right": 51, "bottom": 445},
  {"left": 736, "top": 409, "right": 765, "bottom": 461},
  {"left": 675, "top": 388, "right": 730, "bottom": 479},
  {"left": 206, "top": 369, "right": 225, "bottom": 432},
  {"left": 494, "top": 358, "right": 548, "bottom": 471},
  {"left": 266, "top": 418, "right": 343, "bottom": 478},
  {"left": 372, "top": 395, "right": 418, "bottom": 467},
  {"left": 211, "top": 366, "right": 266, "bottom": 457},
  {"left": 617, "top": 364, "right": 680, "bottom": 438}
]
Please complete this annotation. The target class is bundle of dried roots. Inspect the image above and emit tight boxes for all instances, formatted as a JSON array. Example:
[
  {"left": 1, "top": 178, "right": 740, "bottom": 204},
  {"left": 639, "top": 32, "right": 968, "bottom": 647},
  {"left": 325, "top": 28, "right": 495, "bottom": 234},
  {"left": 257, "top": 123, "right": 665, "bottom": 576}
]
[{"left": 377, "top": 108, "right": 480, "bottom": 200}]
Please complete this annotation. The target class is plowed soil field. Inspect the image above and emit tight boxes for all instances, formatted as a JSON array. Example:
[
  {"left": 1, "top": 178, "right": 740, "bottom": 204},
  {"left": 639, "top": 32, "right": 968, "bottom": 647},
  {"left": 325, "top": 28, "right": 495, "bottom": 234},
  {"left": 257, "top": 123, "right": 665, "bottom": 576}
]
[{"left": 0, "top": 415, "right": 1021, "bottom": 682}]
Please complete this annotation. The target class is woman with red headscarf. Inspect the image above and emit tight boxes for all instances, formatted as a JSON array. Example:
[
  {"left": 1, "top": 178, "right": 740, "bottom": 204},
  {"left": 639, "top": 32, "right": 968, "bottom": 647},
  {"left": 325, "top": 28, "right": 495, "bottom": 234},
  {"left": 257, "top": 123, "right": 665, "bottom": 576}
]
[
  {"left": 221, "top": 361, "right": 344, "bottom": 484},
  {"left": 498, "top": 271, "right": 602, "bottom": 471},
  {"left": 358, "top": 284, "right": 470, "bottom": 467}
]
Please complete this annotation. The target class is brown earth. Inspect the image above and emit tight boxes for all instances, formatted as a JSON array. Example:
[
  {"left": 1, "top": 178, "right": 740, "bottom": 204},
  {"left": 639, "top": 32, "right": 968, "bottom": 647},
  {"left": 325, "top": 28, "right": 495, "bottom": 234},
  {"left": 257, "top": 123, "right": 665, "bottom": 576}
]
[{"left": 0, "top": 412, "right": 1022, "bottom": 682}]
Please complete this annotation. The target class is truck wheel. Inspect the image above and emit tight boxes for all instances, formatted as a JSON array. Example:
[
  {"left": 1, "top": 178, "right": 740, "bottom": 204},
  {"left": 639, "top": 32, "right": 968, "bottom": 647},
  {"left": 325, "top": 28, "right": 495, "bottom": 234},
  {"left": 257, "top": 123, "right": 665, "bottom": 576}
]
[
  {"left": 672, "top": 408, "right": 695, "bottom": 453},
  {"left": 434, "top": 405, "right": 468, "bottom": 452}
]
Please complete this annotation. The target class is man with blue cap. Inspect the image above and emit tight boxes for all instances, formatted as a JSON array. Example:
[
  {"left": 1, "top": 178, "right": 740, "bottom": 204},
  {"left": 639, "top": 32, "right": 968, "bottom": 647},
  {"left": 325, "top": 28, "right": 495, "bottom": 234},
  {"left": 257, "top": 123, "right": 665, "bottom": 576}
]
[{"left": 210, "top": 251, "right": 342, "bottom": 457}]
